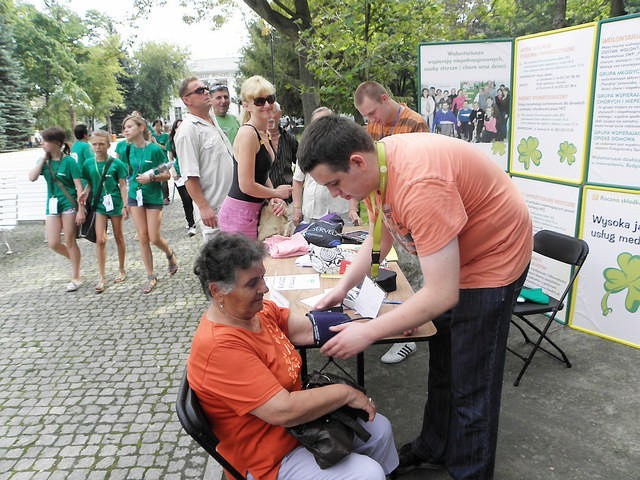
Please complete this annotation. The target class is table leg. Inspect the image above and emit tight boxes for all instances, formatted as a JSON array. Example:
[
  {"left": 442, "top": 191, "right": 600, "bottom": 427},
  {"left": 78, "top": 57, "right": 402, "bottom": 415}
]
[{"left": 357, "top": 352, "right": 365, "bottom": 387}]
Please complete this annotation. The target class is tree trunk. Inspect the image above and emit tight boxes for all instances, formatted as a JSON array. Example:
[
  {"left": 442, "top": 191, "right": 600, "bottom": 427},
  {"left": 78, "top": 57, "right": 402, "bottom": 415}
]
[
  {"left": 552, "top": 0, "right": 567, "bottom": 30},
  {"left": 610, "top": 0, "right": 626, "bottom": 17}
]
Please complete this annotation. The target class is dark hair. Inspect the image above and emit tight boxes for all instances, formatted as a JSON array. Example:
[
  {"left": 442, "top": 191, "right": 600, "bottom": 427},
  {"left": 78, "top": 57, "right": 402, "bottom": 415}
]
[
  {"left": 73, "top": 124, "right": 88, "bottom": 140},
  {"left": 152, "top": 119, "right": 163, "bottom": 128},
  {"left": 297, "top": 115, "right": 374, "bottom": 174},
  {"left": 41, "top": 127, "right": 71, "bottom": 159},
  {"left": 167, "top": 118, "right": 182, "bottom": 155},
  {"left": 193, "top": 232, "right": 267, "bottom": 299}
]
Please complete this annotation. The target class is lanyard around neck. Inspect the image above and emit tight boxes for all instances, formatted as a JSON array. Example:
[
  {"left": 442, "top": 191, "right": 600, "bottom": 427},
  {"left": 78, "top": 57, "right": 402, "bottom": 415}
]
[{"left": 370, "top": 142, "right": 388, "bottom": 278}]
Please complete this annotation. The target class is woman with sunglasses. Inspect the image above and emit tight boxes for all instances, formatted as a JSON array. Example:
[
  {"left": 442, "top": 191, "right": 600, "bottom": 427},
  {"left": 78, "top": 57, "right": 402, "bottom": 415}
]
[
  {"left": 28, "top": 127, "right": 85, "bottom": 292},
  {"left": 217, "top": 75, "right": 292, "bottom": 239},
  {"left": 121, "top": 114, "right": 178, "bottom": 294}
]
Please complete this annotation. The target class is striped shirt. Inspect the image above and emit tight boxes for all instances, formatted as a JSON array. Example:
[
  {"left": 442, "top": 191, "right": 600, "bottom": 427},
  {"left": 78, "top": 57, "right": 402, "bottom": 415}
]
[{"left": 366, "top": 104, "right": 429, "bottom": 141}]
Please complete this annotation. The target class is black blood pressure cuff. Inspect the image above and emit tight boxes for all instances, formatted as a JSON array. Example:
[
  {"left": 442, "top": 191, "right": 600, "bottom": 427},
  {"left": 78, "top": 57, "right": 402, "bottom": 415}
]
[{"left": 306, "top": 309, "right": 352, "bottom": 345}]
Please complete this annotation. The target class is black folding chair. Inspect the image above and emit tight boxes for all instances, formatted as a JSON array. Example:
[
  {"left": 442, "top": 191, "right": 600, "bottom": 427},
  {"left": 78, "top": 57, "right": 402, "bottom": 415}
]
[
  {"left": 508, "top": 230, "right": 589, "bottom": 386},
  {"left": 175, "top": 368, "right": 247, "bottom": 480}
]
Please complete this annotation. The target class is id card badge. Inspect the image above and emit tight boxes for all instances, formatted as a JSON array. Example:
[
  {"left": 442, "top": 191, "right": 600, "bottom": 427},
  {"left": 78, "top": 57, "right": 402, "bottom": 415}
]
[
  {"left": 48, "top": 197, "right": 58, "bottom": 215},
  {"left": 136, "top": 189, "right": 143, "bottom": 207},
  {"left": 102, "top": 194, "right": 114, "bottom": 212}
]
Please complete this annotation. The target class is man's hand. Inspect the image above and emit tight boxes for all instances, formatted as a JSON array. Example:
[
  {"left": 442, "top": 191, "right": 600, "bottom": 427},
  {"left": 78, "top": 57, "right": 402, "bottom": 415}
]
[
  {"left": 199, "top": 204, "right": 217, "bottom": 228},
  {"left": 319, "top": 322, "right": 376, "bottom": 359}
]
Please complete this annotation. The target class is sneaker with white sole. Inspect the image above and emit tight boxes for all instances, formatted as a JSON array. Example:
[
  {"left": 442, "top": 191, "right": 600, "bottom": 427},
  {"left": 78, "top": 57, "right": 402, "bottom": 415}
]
[
  {"left": 187, "top": 226, "right": 197, "bottom": 237},
  {"left": 380, "top": 342, "right": 417, "bottom": 364}
]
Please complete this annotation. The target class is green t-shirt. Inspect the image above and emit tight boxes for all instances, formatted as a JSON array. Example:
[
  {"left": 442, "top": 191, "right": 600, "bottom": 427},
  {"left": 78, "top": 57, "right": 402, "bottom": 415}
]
[
  {"left": 40, "top": 155, "right": 82, "bottom": 214},
  {"left": 70, "top": 140, "right": 94, "bottom": 168},
  {"left": 81, "top": 156, "right": 129, "bottom": 216},
  {"left": 124, "top": 142, "right": 166, "bottom": 205},
  {"left": 216, "top": 114, "right": 241, "bottom": 144}
]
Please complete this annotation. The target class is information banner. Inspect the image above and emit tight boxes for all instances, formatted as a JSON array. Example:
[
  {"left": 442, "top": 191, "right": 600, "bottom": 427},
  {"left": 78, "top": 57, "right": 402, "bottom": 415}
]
[
  {"left": 510, "top": 25, "right": 597, "bottom": 183},
  {"left": 418, "top": 40, "right": 512, "bottom": 171},
  {"left": 587, "top": 15, "right": 640, "bottom": 188},
  {"left": 512, "top": 176, "right": 581, "bottom": 323},
  {"left": 573, "top": 187, "right": 640, "bottom": 347}
]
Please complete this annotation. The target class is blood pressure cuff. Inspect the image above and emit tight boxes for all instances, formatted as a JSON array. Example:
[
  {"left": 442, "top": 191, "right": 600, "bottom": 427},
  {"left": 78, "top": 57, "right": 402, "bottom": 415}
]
[{"left": 306, "top": 310, "right": 353, "bottom": 345}]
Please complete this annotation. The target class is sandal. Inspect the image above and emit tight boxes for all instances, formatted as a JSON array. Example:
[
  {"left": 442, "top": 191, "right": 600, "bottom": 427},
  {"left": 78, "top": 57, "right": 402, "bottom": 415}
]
[
  {"left": 114, "top": 271, "right": 127, "bottom": 283},
  {"left": 167, "top": 250, "right": 178, "bottom": 276},
  {"left": 142, "top": 275, "right": 158, "bottom": 294},
  {"left": 95, "top": 279, "right": 106, "bottom": 294},
  {"left": 66, "top": 280, "right": 82, "bottom": 292}
]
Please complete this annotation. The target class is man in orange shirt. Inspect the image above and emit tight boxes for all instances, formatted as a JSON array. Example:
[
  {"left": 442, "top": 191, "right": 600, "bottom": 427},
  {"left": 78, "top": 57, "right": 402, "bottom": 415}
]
[
  {"left": 354, "top": 81, "right": 429, "bottom": 364},
  {"left": 297, "top": 116, "right": 532, "bottom": 480}
]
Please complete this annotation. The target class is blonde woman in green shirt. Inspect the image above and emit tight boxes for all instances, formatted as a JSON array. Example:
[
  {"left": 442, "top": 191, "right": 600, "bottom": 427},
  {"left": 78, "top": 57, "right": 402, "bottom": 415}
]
[{"left": 121, "top": 115, "right": 178, "bottom": 294}]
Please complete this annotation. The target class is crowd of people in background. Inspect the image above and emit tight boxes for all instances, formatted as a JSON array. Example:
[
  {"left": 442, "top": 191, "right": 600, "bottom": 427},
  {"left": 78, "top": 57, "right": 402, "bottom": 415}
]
[
  {"left": 420, "top": 81, "right": 511, "bottom": 143},
  {"left": 29, "top": 76, "right": 529, "bottom": 480}
]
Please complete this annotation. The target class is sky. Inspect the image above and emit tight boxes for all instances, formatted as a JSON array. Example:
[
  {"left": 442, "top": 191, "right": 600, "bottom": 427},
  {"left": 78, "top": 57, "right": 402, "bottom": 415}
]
[{"left": 26, "top": 0, "right": 251, "bottom": 60}]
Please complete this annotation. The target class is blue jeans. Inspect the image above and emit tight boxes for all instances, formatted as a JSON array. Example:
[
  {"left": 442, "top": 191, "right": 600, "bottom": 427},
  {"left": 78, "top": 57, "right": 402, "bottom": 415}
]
[{"left": 413, "top": 266, "right": 528, "bottom": 480}]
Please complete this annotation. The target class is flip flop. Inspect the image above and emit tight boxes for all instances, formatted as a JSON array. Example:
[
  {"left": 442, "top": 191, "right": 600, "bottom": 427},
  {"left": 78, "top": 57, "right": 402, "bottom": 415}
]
[
  {"left": 66, "top": 280, "right": 82, "bottom": 292},
  {"left": 143, "top": 275, "right": 158, "bottom": 294},
  {"left": 167, "top": 250, "right": 178, "bottom": 276},
  {"left": 114, "top": 272, "right": 127, "bottom": 283},
  {"left": 95, "top": 280, "right": 106, "bottom": 294}
]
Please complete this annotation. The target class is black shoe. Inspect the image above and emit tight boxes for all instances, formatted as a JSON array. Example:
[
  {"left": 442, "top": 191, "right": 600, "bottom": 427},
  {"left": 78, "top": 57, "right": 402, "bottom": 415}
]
[{"left": 391, "top": 443, "right": 443, "bottom": 476}]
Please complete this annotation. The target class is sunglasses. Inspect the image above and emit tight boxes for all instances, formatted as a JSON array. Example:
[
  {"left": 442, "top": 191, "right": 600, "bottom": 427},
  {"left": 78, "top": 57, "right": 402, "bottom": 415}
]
[
  {"left": 253, "top": 94, "right": 276, "bottom": 107},
  {"left": 186, "top": 86, "right": 210, "bottom": 97}
]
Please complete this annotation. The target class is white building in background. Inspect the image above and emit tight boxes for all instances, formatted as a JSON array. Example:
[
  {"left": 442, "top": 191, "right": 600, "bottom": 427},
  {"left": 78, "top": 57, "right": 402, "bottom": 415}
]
[{"left": 169, "top": 56, "right": 241, "bottom": 124}]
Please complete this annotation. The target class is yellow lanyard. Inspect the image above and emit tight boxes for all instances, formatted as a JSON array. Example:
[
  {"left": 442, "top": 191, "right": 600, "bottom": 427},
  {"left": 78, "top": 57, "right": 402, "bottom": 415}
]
[{"left": 370, "top": 142, "right": 388, "bottom": 278}]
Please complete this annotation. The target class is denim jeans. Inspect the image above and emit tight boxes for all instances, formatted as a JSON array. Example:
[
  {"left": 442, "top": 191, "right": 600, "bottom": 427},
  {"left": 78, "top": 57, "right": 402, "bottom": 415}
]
[{"left": 413, "top": 266, "right": 528, "bottom": 480}]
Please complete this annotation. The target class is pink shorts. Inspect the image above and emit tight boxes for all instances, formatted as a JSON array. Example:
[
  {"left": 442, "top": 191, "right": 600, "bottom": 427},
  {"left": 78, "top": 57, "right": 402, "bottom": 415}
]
[{"left": 217, "top": 196, "right": 263, "bottom": 240}]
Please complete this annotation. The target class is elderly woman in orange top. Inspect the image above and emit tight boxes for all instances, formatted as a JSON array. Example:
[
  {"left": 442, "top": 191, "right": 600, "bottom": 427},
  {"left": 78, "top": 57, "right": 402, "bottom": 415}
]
[{"left": 187, "top": 232, "right": 399, "bottom": 480}]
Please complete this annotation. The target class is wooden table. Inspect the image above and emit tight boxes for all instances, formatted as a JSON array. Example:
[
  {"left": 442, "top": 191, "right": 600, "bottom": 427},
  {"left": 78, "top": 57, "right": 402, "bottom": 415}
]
[{"left": 263, "top": 253, "right": 436, "bottom": 386}]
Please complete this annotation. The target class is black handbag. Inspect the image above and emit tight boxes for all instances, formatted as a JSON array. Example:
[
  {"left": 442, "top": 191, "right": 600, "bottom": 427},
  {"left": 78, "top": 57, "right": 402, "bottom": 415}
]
[
  {"left": 79, "top": 159, "right": 113, "bottom": 243},
  {"left": 287, "top": 358, "right": 371, "bottom": 469}
]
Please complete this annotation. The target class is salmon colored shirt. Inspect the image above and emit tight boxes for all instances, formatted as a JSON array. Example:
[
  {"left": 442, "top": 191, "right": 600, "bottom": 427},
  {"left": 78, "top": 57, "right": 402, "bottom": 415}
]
[
  {"left": 187, "top": 300, "right": 301, "bottom": 480},
  {"left": 367, "top": 133, "right": 532, "bottom": 288}
]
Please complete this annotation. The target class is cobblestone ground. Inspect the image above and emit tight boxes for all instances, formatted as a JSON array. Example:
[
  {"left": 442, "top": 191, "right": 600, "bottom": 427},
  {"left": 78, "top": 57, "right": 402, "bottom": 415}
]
[{"left": 0, "top": 202, "right": 212, "bottom": 479}]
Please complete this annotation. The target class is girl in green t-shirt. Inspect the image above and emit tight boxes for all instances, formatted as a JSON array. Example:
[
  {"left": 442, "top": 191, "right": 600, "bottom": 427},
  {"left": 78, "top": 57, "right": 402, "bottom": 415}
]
[
  {"left": 121, "top": 114, "right": 178, "bottom": 294},
  {"left": 28, "top": 127, "right": 85, "bottom": 292},
  {"left": 82, "top": 130, "right": 130, "bottom": 293}
]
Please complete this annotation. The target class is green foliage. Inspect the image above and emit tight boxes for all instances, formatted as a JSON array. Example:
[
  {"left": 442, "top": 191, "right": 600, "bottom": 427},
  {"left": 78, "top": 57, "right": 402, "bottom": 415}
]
[
  {"left": 129, "top": 42, "right": 190, "bottom": 121},
  {"left": 0, "top": 13, "right": 34, "bottom": 151}
]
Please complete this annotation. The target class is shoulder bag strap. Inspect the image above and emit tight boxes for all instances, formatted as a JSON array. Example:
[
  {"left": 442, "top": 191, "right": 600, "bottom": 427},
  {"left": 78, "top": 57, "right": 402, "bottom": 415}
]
[
  {"left": 369, "top": 142, "right": 388, "bottom": 279},
  {"left": 46, "top": 159, "right": 78, "bottom": 209}
]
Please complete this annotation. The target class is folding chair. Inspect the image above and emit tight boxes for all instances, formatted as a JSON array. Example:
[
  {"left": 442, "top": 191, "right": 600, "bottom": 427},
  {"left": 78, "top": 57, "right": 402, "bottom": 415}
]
[
  {"left": 175, "top": 368, "right": 247, "bottom": 480},
  {"left": 508, "top": 230, "right": 589, "bottom": 386}
]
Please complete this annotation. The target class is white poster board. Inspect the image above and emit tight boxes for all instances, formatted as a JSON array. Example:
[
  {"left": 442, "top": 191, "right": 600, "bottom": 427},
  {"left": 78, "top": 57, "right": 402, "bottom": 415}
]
[
  {"left": 587, "top": 16, "right": 640, "bottom": 188},
  {"left": 419, "top": 41, "right": 512, "bottom": 171},
  {"left": 573, "top": 187, "right": 640, "bottom": 347},
  {"left": 512, "top": 176, "right": 581, "bottom": 323},
  {"left": 510, "top": 25, "right": 597, "bottom": 183}
]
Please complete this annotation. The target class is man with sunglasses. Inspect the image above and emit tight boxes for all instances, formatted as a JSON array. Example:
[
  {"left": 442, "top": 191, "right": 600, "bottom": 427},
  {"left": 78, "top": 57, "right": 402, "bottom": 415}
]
[
  {"left": 211, "top": 84, "right": 241, "bottom": 144},
  {"left": 174, "top": 77, "right": 233, "bottom": 239}
]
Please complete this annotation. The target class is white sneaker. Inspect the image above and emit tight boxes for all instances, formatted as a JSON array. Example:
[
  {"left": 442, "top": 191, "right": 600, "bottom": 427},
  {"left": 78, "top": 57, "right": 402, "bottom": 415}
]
[
  {"left": 187, "top": 226, "right": 197, "bottom": 237},
  {"left": 380, "top": 342, "right": 417, "bottom": 364}
]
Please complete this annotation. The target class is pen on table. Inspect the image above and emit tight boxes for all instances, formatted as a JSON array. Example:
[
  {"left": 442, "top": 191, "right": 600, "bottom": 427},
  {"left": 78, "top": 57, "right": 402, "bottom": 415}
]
[{"left": 382, "top": 300, "right": 403, "bottom": 305}]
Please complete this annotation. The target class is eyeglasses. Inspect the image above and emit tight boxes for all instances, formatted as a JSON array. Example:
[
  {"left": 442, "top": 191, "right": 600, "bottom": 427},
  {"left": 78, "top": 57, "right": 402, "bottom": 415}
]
[
  {"left": 185, "top": 86, "right": 210, "bottom": 97},
  {"left": 253, "top": 94, "right": 276, "bottom": 107}
]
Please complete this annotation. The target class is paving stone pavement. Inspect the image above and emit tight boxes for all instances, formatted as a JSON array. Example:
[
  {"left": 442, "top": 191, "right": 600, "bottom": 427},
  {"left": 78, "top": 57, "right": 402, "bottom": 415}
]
[{"left": 0, "top": 201, "right": 217, "bottom": 479}]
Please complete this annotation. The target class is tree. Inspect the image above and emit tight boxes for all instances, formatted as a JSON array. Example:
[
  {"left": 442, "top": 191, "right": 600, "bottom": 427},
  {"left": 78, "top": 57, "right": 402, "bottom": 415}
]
[
  {"left": 0, "top": 13, "right": 34, "bottom": 151},
  {"left": 129, "top": 42, "right": 189, "bottom": 121}
]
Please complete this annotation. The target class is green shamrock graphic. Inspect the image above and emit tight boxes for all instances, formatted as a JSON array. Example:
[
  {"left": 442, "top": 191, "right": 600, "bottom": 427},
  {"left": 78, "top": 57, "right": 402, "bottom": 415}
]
[
  {"left": 492, "top": 141, "right": 506, "bottom": 156},
  {"left": 558, "top": 141, "right": 577, "bottom": 165},
  {"left": 601, "top": 252, "right": 640, "bottom": 316},
  {"left": 517, "top": 136, "right": 542, "bottom": 169}
]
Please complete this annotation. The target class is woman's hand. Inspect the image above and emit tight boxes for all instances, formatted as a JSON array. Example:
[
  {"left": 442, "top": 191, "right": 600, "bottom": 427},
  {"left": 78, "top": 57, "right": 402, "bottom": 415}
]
[
  {"left": 273, "top": 184, "right": 292, "bottom": 200},
  {"left": 122, "top": 205, "right": 129, "bottom": 221},
  {"left": 269, "top": 198, "right": 287, "bottom": 217},
  {"left": 292, "top": 207, "right": 303, "bottom": 226},
  {"left": 314, "top": 285, "right": 348, "bottom": 310},
  {"left": 75, "top": 207, "right": 86, "bottom": 225},
  {"left": 347, "top": 388, "right": 376, "bottom": 422},
  {"left": 136, "top": 173, "right": 153, "bottom": 185}
]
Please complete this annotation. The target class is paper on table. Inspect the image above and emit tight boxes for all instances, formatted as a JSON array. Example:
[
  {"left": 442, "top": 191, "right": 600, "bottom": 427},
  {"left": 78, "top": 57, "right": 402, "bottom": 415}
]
[
  {"left": 301, "top": 289, "right": 335, "bottom": 308},
  {"left": 350, "top": 276, "right": 385, "bottom": 318},
  {"left": 294, "top": 254, "right": 313, "bottom": 267},
  {"left": 265, "top": 274, "right": 320, "bottom": 291}
]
